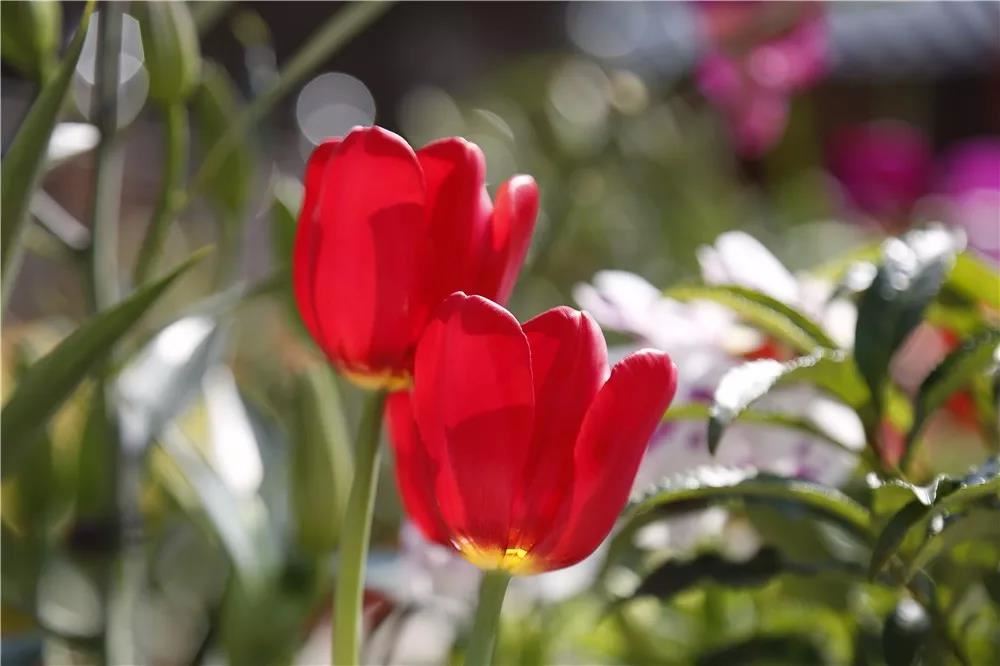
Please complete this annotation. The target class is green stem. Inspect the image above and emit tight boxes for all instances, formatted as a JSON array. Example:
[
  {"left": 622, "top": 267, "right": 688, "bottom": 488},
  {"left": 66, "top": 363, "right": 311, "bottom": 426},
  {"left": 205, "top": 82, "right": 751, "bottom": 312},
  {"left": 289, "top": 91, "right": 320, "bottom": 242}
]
[
  {"left": 465, "top": 570, "right": 511, "bottom": 666},
  {"left": 332, "top": 390, "right": 387, "bottom": 666},
  {"left": 134, "top": 103, "right": 188, "bottom": 285},
  {"left": 87, "top": 1, "right": 126, "bottom": 311},
  {"left": 176, "top": 1, "right": 392, "bottom": 219}
]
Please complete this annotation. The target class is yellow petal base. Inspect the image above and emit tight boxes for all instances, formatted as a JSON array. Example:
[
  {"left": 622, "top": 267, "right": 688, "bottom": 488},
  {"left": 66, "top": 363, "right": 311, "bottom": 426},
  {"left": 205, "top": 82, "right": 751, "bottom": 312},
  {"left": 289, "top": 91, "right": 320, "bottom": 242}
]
[
  {"left": 456, "top": 540, "right": 539, "bottom": 575},
  {"left": 340, "top": 367, "right": 411, "bottom": 392}
]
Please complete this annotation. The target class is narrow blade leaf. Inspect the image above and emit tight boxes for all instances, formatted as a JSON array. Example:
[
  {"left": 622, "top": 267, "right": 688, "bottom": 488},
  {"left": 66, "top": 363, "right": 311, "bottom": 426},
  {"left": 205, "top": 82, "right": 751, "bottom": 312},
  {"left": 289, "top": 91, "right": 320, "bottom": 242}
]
[
  {"left": 1, "top": 250, "right": 206, "bottom": 476},
  {"left": 1, "top": 1, "right": 94, "bottom": 278}
]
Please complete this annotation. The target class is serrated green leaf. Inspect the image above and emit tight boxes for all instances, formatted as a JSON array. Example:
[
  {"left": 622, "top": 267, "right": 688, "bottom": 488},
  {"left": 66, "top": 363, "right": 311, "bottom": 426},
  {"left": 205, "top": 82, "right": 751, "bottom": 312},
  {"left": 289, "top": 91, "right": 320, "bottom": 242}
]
[
  {"left": 946, "top": 252, "right": 1000, "bottom": 309},
  {"left": 664, "top": 284, "right": 838, "bottom": 353},
  {"left": 625, "top": 467, "right": 873, "bottom": 543},
  {"left": 134, "top": 0, "right": 201, "bottom": 104},
  {"left": 193, "top": 61, "right": 253, "bottom": 218},
  {"left": 0, "top": 0, "right": 62, "bottom": 80},
  {"left": 1, "top": 1, "right": 93, "bottom": 287},
  {"left": 0, "top": 250, "right": 206, "bottom": 477},
  {"left": 705, "top": 351, "right": 870, "bottom": 454},
  {"left": 905, "top": 328, "right": 1000, "bottom": 462},
  {"left": 665, "top": 403, "right": 857, "bottom": 454},
  {"left": 290, "top": 364, "right": 354, "bottom": 555},
  {"left": 868, "top": 499, "right": 929, "bottom": 580},
  {"left": 867, "top": 458, "right": 1000, "bottom": 580},
  {"left": 905, "top": 507, "right": 1000, "bottom": 580},
  {"left": 854, "top": 228, "right": 962, "bottom": 410}
]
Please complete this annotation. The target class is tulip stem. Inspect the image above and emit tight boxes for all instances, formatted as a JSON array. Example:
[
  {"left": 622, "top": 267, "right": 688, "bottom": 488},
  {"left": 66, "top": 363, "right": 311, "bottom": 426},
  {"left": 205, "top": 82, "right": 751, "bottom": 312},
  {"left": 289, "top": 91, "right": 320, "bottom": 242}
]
[
  {"left": 332, "top": 389, "right": 387, "bottom": 666},
  {"left": 465, "top": 570, "right": 511, "bottom": 666}
]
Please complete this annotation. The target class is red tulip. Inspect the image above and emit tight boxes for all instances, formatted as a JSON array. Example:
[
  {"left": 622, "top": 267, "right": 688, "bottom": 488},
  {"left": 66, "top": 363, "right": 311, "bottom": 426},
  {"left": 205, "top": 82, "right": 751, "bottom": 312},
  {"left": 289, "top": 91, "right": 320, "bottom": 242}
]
[
  {"left": 293, "top": 126, "right": 539, "bottom": 389},
  {"left": 389, "top": 293, "right": 678, "bottom": 574}
]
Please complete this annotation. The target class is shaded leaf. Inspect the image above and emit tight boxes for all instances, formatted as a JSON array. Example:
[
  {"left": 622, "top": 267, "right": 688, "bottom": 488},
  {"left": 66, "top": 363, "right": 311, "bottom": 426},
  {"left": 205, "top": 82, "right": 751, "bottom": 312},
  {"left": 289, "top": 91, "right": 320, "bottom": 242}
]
[
  {"left": 697, "top": 635, "right": 826, "bottom": 666},
  {"left": 0, "top": 0, "right": 62, "bottom": 80},
  {"left": 634, "top": 547, "right": 786, "bottom": 600},
  {"left": 882, "top": 600, "right": 931, "bottom": 666},
  {"left": 905, "top": 328, "right": 1000, "bottom": 456},
  {"left": 854, "top": 228, "right": 962, "bottom": 409},
  {"left": 1, "top": 250, "right": 206, "bottom": 477},
  {"left": 193, "top": 61, "right": 253, "bottom": 218},
  {"left": 1, "top": 1, "right": 94, "bottom": 283},
  {"left": 665, "top": 284, "right": 838, "bottom": 353}
]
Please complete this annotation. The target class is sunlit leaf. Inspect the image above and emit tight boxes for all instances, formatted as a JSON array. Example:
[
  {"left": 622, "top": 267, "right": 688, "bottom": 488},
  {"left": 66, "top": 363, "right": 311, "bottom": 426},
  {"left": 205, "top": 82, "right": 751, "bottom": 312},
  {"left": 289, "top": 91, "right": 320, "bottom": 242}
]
[
  {"left": 1, "top": 250, "right": 206, "bottom": 477},
  {"left": 868, "top": 458, "right": 1000, "bottom": 580},
  {"left": 854, "top": 228, "right": 962, "bottom": 410},
  {"left": 664, "top": 284, "right": 838, "bottom": 353},
  {"left": 664, "top": 403, "right": 858, "bottom": 454},
  {"left": 705, "top": 351, "right": 870, "bottom": 454},
  {"left": 623, "top": 467, "right": 873, "bottom": 545},
  {"left": 946, "top": 252, "right": 1000, "bottom": 310}
]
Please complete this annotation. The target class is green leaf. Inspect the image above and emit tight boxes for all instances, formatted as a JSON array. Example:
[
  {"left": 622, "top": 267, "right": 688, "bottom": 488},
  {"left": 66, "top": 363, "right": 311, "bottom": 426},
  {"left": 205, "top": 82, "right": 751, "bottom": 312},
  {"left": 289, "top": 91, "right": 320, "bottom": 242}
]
[
  {"left": 152, "top": 433, "right": 279, "bottom": 583},
  {"left": 882, "top": 600, "right": 931, "bottom": 666},
  {"left": 664, "top": 284, "right": 838, "bottom": 353},
  {"left": 271, "top": 176, "right": 302, "bottom": 266},
  {"left": 624, "top": 467, "right": 873, "bottom": 544},
  {"left": 0, "top": 0, "right": 62, "bottom": 80},
  {"left": 867, "top": 458, "right": 1000, "bottom": 580},
  {"left": 290, "top": 364, "right": 354, "bottom": 555},
  {"left": 193, "top": 61, "right": 253, "bottom": 218},
  {"left": 0, "top": 250, "right": 206, "bottom": 477},
  {"left": 0, "top": 1, "right": 93, "bottom": 285},
  {"left": 905, "top": 507, "right": 1000, "bottom": 580},
  {"left": 665, "top": 403, "right": 857, "bottom": 454},
  {"left": 133, "top": 0, "right": 201, "bottom": 104},
  {"left": 705, "top": 351, "right": 869, "bottom": 454},
  {"left": 905, "top": 328, "right": 1000, "bottom": 459},
  {"left": 697, "top": 635, "right": 827, "bottom": 666},
  {"left": 854, "top": 228, "right": 962, "bottom": 409},
  {"left": 631, "top": 547, "right": 799, "bottom": 601},
  {"left": 946, "top": 252, "right": 1000, "bottom": 309}
]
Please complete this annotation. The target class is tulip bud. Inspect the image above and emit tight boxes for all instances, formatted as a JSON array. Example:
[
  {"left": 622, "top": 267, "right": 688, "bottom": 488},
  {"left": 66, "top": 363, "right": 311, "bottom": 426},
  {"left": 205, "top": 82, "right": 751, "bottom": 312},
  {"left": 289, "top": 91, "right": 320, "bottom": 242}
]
[
  {"left": 0, "top": 0, "right": 62, "bottom": 81},
  {"left": 134, "top": 0, "right": 200, "bottom": 105}
]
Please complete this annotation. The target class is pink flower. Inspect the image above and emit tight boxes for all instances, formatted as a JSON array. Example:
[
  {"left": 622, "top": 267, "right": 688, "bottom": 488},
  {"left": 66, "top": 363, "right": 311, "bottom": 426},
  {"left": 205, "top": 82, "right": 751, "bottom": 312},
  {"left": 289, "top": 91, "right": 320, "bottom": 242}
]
[
  {"left": 826, "top": 121, "right": 933, "bottom": 226},
  {"left": 694, "top": 2, "right": 828, "bottom": 157},
  {"left": 935, "top": 138, "right": 1000, "bottom": 264}
]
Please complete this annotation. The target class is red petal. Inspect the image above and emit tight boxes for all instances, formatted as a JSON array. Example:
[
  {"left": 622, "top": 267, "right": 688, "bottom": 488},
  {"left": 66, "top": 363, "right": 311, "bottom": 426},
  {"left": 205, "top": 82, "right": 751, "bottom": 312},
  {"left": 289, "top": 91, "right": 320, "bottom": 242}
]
[
  {"left": 416, "top": 139, "right": 492, "bottom": 311},
  {"left": 412, "top": 293, "right": 535, "bottom": 552},
  {"left": 311, "top": 127, "right": 426, "bottom": 374},
  {"left": 387, "top": 391, "right": 450, "bottom": 545},
  {"left": 477, "top": 175, "right": 539, "bottom": 304},
  {"left": 292, "top": 139, "right": 340, "bottom": 347},
  {"left": 509, "top": 307, "right": 608, "bottom": 548},
  {"left": 532, "top": 349, "right": 677, "bottom": 570}
]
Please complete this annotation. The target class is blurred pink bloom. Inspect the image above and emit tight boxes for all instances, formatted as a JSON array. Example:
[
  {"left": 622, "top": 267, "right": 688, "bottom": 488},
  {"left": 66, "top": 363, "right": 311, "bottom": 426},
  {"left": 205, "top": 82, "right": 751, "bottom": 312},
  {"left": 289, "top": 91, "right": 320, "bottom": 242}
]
[
  {"left": 694, "top": 2, "right": 828, "bottom": 157},
  {"left": 936, "top": 138, "right": 1000, "bottom": 263},
  {"left": 826, "top": 121, "right": 934, "bottom": 226}
]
